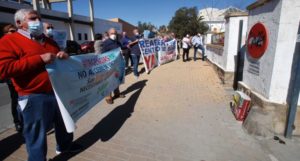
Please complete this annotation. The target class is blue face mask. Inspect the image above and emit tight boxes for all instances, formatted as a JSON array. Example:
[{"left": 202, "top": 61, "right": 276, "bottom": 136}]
[
  {"left": 27, "top": 21, "right": 43, "bottom": 37},
  {"left": 46, "top": 28, "right": 53, "bottom": 37}
]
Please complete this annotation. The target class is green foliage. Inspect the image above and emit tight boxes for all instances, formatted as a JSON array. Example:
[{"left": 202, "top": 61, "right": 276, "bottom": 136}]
[
  {"left": 137, "top": 21, "right": 156, "bottom": 33},
  {"left": 158, "top": 25, "right": 168, "bottom": 34},
  {"left": 168, "top": 7, "right": 209, "bottom": 38}
]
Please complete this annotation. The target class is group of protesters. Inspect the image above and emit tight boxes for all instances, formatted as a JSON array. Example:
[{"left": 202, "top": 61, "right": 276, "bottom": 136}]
[
  {"left": 93, "top": 28, "right": 142, "bottom": 104},
  {"left": 0, "top": 8, "right": 154, "bottom": 161},
  {"left": 0, "top": 9, "right": 83, "bottom": 161},
  {"left": 181, "top": 33, "right": 206, "bottom": 62},
  {"left": 0, "top": 7, "right": 205, "bottom": 161}
]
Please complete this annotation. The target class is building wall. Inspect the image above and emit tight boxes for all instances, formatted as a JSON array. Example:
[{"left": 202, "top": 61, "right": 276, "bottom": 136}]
[
  {"left": 243, "top": 0, "right": 300, "bottom": 104},
  {"left": 242, "top": 0, "right": 282, "bottom": 100},
  {"left": 110, "top": 18, "right": 136, "bottom": 37},
  {"left": 268, "top": 0, "right": 300, "bottom": 104},
  {"left": 224, "top": 16, "right": 248, "bottom": 72},
  {"left": 94, "top": 18, "right": 122, "bottom": 35},
  {"left": 206, "top": 45, "right": 225, "bottom": 70},
  {"left": 205, "top": 21, "right": 225, "bottom": 33},
  {"left": 43, "top": 18, "right": 71, "bottom": 39},
  {"left": 73, "top": 23, "right": 92, "bottom": 44},
  {"left": 207, "top": 15, "right": 247, "bottom": 73},
  {"left": 0, "top": 12, "right": 15, "bottom": 24}
]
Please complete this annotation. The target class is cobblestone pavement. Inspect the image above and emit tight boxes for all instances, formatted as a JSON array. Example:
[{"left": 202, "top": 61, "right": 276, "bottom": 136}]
[{"left": 1, "top": 57, "right": 300, "bottom": 161}]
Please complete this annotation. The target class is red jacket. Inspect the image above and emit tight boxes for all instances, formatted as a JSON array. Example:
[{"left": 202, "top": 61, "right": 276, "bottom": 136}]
[{"left": 0, "top": 32, "right": 59, "bottom": 96}]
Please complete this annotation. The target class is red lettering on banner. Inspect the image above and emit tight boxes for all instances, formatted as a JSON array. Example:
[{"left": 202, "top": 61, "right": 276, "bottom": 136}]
[{"left": 144, "top": 54, "right": 156, "bottom": 70}]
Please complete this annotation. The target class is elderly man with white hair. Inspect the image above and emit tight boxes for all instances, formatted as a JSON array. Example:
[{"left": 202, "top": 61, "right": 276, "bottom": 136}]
[{"left": 0, "top": 9, "right": 81, "bottom": 161}]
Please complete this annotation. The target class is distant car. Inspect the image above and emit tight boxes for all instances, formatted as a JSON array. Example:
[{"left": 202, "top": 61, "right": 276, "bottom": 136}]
[
  {"left": 65, "top": 40, "right": 82, "bottom": 55},
  {"left": 81, "top": 41, "right": 94, "bottom": 53}
]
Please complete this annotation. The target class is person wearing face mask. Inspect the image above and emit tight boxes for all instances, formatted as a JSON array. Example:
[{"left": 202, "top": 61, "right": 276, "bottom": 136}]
[
  {"left": 192, "top": 33, "right": 206, "bottom": 61},
  {"left": 101, "top": 28, "right": 126, "bottom": 104},
  {"left": 182, "top": 34, "right": 192, "bottom": 62},
  {"left": 128, "top": 29, "right": 142, "bottom": 79},
  {"left": 0, "top": 9, "right": 81, "bottom": 161},
  {"left": 44, "top": 22, "right": 54, "bottom": 39}
]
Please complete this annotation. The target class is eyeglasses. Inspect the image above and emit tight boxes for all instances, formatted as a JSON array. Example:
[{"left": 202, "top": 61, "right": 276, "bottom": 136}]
[{"left": 47, "top": 26, "right": 54, "bottom": 29}]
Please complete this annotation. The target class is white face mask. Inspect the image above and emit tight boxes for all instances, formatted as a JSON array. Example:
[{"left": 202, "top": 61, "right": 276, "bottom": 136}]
[
  {"left": 110, "top": 34, "right": 116, "bottom": 40},
  {"left": 28, "top": 21, "right": 43, "bottom": 37},
  {"left": 135, "top": 32, "right": 139, "bottom": 36},
  {"left": 46, "top": 28, "right": 53, "bottom": 37}
]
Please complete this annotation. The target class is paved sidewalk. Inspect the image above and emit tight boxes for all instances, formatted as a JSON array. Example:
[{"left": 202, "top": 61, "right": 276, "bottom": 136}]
[{"left": 1, "top": 58, "right": 300, "bottom": 161}]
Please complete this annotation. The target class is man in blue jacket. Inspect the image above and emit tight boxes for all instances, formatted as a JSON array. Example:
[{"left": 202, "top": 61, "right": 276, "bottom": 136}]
[{"left": 128, "top": 29, "right": 142, "bottom": 79}]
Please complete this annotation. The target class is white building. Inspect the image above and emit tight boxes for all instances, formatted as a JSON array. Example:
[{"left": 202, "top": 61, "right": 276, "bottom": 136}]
[
  {"left": 199, "top": 7, "right": 247, "bottom": 33},
  {"left": 199, "top": 7, "right": 225, "bottom": 33}
]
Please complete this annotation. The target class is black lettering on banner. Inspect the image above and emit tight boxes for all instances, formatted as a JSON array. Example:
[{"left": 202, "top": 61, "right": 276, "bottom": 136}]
[{"left": 78, "top": 71, "right": 87, "bottom": 79}]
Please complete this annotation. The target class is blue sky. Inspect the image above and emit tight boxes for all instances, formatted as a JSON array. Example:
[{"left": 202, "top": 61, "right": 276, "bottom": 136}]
[{"left": 51, "top": 0, "right": 255, "bottom": 27}]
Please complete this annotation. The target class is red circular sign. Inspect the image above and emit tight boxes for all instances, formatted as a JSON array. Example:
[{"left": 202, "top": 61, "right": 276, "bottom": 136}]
[{"left": 247, "top": 22, "right": 269, "bottom": 59}]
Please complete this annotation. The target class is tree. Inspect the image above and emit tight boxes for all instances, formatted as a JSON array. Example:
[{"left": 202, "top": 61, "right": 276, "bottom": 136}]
[
  {"left": 168, "top": 7, "right": 209, "bottom": 38},
  {"left": 137, "top": 21, "right": 156, "bottom": 33},
  {"left": 158, "top": 25, "right": 168, "bottom": 34}
]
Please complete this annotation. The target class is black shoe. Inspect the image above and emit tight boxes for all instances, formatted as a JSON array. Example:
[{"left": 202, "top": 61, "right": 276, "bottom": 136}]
[
  {"left": 56, "top": 143, "right": 83, "bottom": 155},
  {"left": 114, "top": 94, "right": 125, "bottom": 99}
]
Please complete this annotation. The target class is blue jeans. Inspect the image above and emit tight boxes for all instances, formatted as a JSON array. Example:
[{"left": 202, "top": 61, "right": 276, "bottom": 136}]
[
  {"left": 194, "top": 45, "right": 206, "bottom": 60},
  {"left": 131, "top": 54, "right": 140, "bottom": 77},
  {"left": 18, "top": 93, "right": 73, "bottom": 161}
]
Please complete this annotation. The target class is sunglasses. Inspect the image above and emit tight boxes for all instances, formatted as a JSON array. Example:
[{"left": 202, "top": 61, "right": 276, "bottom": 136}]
[
  {"left": 47, "top": 26, "right": 54, "bottom": 29},
  {"left": 8, "top": 30, "right": 16, "bottom": 33}
]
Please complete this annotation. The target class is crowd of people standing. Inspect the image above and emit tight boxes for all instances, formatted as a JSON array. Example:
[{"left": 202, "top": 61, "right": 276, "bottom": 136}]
[{"left": 0, "top": 8, "right": 207, "bottom": 161}]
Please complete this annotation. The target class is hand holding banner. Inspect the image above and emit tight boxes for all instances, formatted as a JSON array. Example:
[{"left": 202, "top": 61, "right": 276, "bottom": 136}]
[{"left": 46, "top": 48, "right": 125, "bottom": 132}]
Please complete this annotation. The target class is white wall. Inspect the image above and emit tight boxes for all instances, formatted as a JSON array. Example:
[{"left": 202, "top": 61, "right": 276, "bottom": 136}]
[
  {"left": 224, "top": 16, "right": 248, "bottom": 72},
  {"left": 207, "top": 15, "right": 247, "bottom": 73},
  {"left": 206, "top": 46, "right": 225, "bottom": 70},
  {"left": 43, "top": 18, "right": 71, "bottom": 40},
  {"left": 205, "top": 21, "right": 225, "bottom": 33},
  {"left": 269, "top": 0, "right": 300, "bottom": 104},
  {"left": 243, "top": 0, "right": 282, "bottom": 100},
  {"left": 242, "top": 0, "right": 300, "bottom": 104},
  {"left": 73, "top": 23, "right": 92, "bottom": 44}
]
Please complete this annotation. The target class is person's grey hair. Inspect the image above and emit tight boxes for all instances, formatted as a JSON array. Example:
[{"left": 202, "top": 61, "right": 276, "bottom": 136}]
[{"left": 14, "top": 9, "right": 37, "bottom": 27}]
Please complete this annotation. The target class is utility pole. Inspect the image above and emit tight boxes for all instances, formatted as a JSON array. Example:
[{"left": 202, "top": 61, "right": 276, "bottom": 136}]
[
  {"left": 32, "top": 0, "right": 40, "bottom": 13},
  {"left": 67, "top": 0, "right": 75, "bottom": 41},
  {"left": 285, "top": 24, "right": 300, "bottom": 138},
  {"left": 89, "top": 0, "right": 95, "bottom": 41}
]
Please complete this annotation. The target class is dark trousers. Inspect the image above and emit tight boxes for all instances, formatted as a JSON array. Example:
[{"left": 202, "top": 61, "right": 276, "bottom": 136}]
[
  {"left": 7, "top": 80, "right": 20, "bottom": 124},
  {"left": 18, "top": 93, "right": 73, "bottom": 161},
  {"left": 131, "top": 54, "right": 141, "bottom": 77},
  {"left": 182, "top": 48, "right": 190, "bottom": 61},
  {"left": 177, "top": 45, "right": 180, "bottom": 59},
  {"left": 194, "top": 45, "right": 206, "bottom": 61},
  {"left": 123, "top": 49, "right": 133, "bottom": 67}
]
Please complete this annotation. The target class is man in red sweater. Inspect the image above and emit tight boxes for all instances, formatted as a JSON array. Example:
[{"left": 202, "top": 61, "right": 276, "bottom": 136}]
[{"left": 0, "top": 9, "right": 79, "bottom": 161}]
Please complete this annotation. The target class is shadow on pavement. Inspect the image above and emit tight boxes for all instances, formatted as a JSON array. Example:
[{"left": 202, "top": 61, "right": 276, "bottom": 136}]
[
  {"left": 0, "top": 132, "right": 24, "bottom": 160},
  {"left": 51, "top": 80, "right": 147, "bottom": 161}
]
